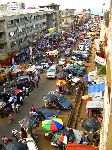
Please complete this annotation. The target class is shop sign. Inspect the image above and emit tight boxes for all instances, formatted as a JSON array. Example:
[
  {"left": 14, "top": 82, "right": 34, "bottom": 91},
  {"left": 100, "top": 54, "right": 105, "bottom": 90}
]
[{"left": 95, "top": 54, "right": 106, "bottom": 65}]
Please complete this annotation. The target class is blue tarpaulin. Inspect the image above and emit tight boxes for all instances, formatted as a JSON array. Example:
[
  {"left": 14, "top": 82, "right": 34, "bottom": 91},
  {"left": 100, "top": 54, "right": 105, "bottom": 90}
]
[
  {"left": 88, "top": 83, "right": 105, "bottom": 93},
  {"left": 83, "top": 75, "right": 88, "bottom": 82}
]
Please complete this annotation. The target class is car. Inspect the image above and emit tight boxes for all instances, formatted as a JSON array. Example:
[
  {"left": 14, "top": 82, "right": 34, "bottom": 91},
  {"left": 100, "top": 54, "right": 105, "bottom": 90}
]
[
  {"left": 46, "top": 65, "right": 57, "bottom": 79},
  {"left": 36, "top": 107, "right": 56, "bottom": 120},
  {"left": 58, "top": 58, "right": 66, "bottom": 65}
]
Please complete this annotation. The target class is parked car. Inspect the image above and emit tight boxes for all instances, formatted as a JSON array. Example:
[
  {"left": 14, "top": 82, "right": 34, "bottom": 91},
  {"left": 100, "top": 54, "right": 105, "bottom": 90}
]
[
  {"left": 46, "top": 65, "right": 57, "bottom": 79},
  {"left": 36, "top": 107, "right": 56, "bottom": 120}
]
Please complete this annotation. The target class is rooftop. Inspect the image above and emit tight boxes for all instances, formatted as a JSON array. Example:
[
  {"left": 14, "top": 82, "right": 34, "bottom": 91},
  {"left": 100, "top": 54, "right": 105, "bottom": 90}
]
[
  {"left": 39, "top": 3, "right": 60, "bottom": 7},
  {"left": 0, "top": 7, "right": 54, "bottom": 17}
]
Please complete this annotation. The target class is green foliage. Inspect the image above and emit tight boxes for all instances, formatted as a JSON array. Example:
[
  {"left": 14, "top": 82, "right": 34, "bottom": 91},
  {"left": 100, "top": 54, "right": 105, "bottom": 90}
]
[{"left": 99, "top": 65, "right": 106, "bottom": 75}]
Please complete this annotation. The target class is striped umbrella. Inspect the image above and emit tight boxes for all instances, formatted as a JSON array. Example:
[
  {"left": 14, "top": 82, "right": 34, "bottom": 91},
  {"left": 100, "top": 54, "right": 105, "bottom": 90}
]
[{"left": 42, "top": 117, "right": 63, "bottom": 132}]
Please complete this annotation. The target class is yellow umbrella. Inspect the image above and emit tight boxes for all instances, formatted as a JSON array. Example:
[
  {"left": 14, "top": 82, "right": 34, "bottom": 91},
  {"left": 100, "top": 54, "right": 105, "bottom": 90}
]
[
  {"left": 56, "top": 79, "right": 67, "bottom": 87},
  {"left": 48, "top": 28, "right": 54, "bottom": 35},
  {"left": 82, "top": 95, "right": 92, "bottom": 103}
]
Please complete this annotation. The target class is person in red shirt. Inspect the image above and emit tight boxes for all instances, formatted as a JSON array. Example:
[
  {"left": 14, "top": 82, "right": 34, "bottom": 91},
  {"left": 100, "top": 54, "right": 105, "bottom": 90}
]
[{"left": 31, "top": 105, "right": 36, "bottom": 112}]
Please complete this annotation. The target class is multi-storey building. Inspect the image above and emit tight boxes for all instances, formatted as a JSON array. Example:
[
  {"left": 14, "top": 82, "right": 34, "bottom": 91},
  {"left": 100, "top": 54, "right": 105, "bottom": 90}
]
[
  {"left": 7, "top": 2, "right": 25, "bottom": 11},
  {"left": 0, "top": 9, "right": 47, "bottom": 60},
  {"left": 99, "top": 1, "right": 112, "bottom": 150},
  {"left": 60, "top": 9, "right": 75, "bottom": 30},
  {"left": 39, "top": 3, "right": 61, "bottom": 31}
]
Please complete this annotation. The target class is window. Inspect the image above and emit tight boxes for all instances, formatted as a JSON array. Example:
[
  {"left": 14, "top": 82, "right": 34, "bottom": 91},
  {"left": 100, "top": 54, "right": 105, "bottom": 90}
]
[
  {"left": 0, "top": 33, "right": 2, "bottom": 38},
  {"left": 0, "top": 44, "right": 4, "bottom": 49},
  {"left": 11, "top": 20, "right": 13, "bottom": 24}
]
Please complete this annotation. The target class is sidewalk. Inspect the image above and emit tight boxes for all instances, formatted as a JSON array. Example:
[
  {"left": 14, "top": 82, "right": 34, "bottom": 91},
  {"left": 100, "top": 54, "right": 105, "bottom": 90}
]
[{"left": 76, "top": 43, "right": 96, "bottom": 132}]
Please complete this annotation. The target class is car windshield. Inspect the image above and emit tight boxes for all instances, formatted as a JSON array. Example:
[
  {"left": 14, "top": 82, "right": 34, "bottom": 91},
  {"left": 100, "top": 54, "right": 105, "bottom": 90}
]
[{"left": 48, "top": 69, "right": 55, "bottom": 72}]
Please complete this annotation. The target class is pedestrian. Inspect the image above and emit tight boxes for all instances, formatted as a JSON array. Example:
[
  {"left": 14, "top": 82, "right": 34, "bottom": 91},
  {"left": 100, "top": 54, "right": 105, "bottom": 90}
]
[
  {"left": 12, "top": 129, "right": 18, "bottom": 137},
  {"left": 2, "top": 136, "right": 9, "bottom": 144},
  {"left": 31, "top": 105, "right": 36, "bottom": 112},
  {"left": 15, "top": 104, "right": 20, "bottom": 113},
  {"left": 34, "top": 74, "right": 39, "bottom": 88},
  {"left": 11, "top": 103, "right": 15, "bottom": 113},
  {"left": 8, "top": 113, "right": 14, "bottom": 124},
  {"left": 31, "top": 111, "right": 38, "bottom": 117},
  {"left": 20, "top": 128, "right": 27, "bottom": 140}
]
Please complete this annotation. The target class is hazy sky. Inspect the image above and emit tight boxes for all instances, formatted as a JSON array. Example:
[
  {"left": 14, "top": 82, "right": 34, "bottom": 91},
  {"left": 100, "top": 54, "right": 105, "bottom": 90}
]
[{"left": 0, "top": 0, "right": 110, "bottom": 11}]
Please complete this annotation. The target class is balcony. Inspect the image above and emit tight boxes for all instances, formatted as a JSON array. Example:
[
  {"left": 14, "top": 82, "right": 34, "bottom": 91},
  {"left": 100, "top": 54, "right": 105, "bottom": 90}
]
[
  {"left": 7, "top": 24, "right": 16, "bottom": 29},
  {"left": 0, "top": 35, "right": 6, "bottom": 41},
  {"left": 0, "top": 39, "right": 7, "bottom": 44}
]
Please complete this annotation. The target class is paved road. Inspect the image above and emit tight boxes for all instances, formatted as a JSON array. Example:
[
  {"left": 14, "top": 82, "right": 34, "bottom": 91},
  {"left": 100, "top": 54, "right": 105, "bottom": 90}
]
[{"left": 0, "top": 75, "right": 57, "bottom": 139}]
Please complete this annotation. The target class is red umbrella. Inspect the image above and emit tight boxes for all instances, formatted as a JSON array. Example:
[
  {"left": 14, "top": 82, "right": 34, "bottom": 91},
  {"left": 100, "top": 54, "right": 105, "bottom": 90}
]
[
  {"left": 13, "top": 87, "right": 21, "bottom": 95},
  {"left": 11, "top": 69, "right": 22, "bottom": 74},
  {"left": 18, "top": 65, "right": 22, "bottom": 69}
]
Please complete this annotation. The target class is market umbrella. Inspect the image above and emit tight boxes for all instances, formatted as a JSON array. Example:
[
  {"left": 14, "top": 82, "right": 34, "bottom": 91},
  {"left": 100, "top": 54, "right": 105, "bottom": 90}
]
[
  {"left": 56, "top": 79, "right": 67, "bottom": 87},
  {"left": 11, "top": 69, "right": 22, "bottom": 74},
  {"left": 25, "top": 67, "right": 34, "bottom": 72},
  {"left": 81, "top": 118, "right": 101, "bottom": 133},
  {"left": 42, "top": 93, "right": 57, "bottom": 102},
  {"left": 42, "top": 117, "right": 63, "bottom": 132},
  {"left": 82, "top": 95, "right": 92, "bottom": 103},
  {"left": 6, "top": 141, "right": 28, "bottom": 150},
  {"left": 13, "top": 87, "right": 21, "bottom": 96},
  {"left": 11, "top": 65, "right": 18, "bottom": 70},
  {"left": 53, "top": 133, "right": 67, "bottom": 144},
  {"left": 57, "top": 71, "right": 69, "bottom": 79}
]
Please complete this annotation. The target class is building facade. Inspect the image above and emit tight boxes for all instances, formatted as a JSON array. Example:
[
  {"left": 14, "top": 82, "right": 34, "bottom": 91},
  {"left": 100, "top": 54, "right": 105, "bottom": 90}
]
[
  {"left": 7, "top": 2, "right": 25, "bottom": 11},
  {"left": 99, "top": 0, "right": 112, "bottom": 150},
  {"left": 60, "top": 9, "right": 75, "bottom": 30},
  {"left": 0, "top": 9, "right": 47, "bottom": 60},
  {"left": 39, "top": 3, "right": 61, "bottom": 31}
]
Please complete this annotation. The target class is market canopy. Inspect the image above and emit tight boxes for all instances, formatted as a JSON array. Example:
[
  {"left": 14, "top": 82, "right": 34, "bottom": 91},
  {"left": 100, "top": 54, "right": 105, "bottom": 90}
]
[
  {"left": 11, "top": 69, "right": 22, "bottom": 74},
  {"left": 42, "top": 93, "right": 57, "bottom": 102},
  {"left": 86, "top": 101, "right": 104, "bottom": 109},
  {"left": 88, "top": 83, "right": 105, "bottom": 93},
  {"left": 19, "top": 116, "right": 38, "bottom": 129},
  {"left": 81, "top": 118, "right": 101, "bottom": 133},
  {"left": 6, "top": 141, "right": 28, "bottom": 150},
  {"left": 25, "top": 67, "right": 35, "bottom": 72},
  {"left": 66, "top": 143, "right": 99, "bottom": 150}
]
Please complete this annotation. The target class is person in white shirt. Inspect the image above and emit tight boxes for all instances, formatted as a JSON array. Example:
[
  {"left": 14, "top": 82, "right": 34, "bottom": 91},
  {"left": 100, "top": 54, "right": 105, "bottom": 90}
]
[
  {"left": 15, "top": 104, "right": 20, "bottom": 113},
  {"left": 11, "top": 103, "right": 15, "bottom": 113},
  {"left": 12, "top": 129, "right": 18, "bottom": 137}
]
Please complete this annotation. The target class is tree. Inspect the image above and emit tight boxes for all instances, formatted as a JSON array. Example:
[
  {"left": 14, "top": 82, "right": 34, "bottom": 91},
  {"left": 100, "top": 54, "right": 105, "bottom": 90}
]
[{"left": 99, "top": 65, "right": 106, "bottom": 75}]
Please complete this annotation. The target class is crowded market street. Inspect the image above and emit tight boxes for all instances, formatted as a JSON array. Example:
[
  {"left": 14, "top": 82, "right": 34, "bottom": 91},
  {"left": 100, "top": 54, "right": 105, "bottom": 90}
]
[{"left": 0, "top": 7, "right": 103, "bottom": 150}]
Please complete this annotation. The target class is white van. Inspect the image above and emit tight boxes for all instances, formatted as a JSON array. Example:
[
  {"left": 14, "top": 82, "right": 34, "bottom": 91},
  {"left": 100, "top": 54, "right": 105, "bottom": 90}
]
[{"left": 46, "top": 64, "right": 57, "bottom": 79}]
